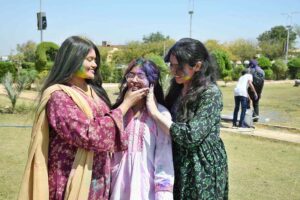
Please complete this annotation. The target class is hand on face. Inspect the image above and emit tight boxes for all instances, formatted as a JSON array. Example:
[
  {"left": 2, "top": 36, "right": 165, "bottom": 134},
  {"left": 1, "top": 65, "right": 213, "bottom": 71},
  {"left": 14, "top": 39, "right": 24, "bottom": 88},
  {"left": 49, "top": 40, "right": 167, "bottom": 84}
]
[{"left": 123, "top": 87, "right": 149, "bottom": 108}]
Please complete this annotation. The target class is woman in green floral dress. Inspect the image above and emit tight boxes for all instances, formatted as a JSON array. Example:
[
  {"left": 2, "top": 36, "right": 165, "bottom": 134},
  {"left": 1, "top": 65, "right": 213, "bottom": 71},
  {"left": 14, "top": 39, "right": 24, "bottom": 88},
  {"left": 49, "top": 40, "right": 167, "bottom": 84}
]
[{"left": 147, "top": 38, "right": 228, "bottom": 200}]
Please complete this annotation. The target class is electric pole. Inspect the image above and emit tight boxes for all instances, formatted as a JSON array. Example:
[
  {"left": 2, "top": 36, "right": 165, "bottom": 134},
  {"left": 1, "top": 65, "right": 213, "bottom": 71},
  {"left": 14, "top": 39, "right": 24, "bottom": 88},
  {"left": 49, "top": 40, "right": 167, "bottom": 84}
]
[
  {"left": 282, "top": 11, "right": 299, "bottom": 63},
  {"left": 188, "top": 0, "right": 194, "bottom": 38},
  {"left": 40, "top": 0, "right": 43, "bottom": 43}
]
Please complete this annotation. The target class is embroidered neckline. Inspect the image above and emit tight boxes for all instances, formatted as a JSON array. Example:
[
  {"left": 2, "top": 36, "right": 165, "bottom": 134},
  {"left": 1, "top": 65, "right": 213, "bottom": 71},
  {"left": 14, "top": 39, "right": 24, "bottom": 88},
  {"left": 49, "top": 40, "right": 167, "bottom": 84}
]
[{"left": 125, "top": 108, "right": 148, "bottom": 152}]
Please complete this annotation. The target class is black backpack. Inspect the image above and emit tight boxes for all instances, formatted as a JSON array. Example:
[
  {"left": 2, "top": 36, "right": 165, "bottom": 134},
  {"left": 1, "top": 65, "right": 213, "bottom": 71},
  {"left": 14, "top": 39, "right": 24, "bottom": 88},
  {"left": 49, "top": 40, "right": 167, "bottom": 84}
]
[{"left": 250, "top": 67, "right": 264, "bottom": 92}]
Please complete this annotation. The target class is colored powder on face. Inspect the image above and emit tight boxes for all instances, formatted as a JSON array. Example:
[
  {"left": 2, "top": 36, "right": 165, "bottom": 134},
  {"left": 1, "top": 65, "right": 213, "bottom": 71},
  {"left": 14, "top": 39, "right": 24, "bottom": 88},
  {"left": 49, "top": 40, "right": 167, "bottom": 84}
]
[
  {"left": 181, "top": 68, "right": 192, "bottom": 81},
  {"left": 74, "top": 65, "right": 89, "bottom": 79}
]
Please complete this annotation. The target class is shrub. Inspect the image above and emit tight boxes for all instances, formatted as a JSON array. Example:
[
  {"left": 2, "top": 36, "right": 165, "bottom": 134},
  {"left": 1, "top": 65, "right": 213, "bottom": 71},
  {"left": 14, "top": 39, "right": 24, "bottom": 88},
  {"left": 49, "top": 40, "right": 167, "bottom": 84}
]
[
  {"left": 211, "top": 50, "right": 233, "bottom": 79},
  {"left": 2, "top": 72, "right": 29, "bottom": 113},
  {"left": 264, "top": 68, "right": 274, "bottom": 80},
  {"left": 258, "top": 56, "right": 272, "bottom": 70},
  {"left": 271, "top": 59, "right": 288, "bottom": 80},
  {"left": 35, "top": 42, "right": 59, "bottom": 71},
  {"left": 287, "top": 58, "right": 300, "bottom": 79},
  {"left": 231, "top": 65, "right": 245, "bottom": 80},
  {"left": 0, "top": 62, "right": 17, "bottom": 80},
  {"left": 19, "top": 68, "right": 38, "bottom": 89},
  {"left": 21, "top": 62, "right": 35, "bottom": 69}
]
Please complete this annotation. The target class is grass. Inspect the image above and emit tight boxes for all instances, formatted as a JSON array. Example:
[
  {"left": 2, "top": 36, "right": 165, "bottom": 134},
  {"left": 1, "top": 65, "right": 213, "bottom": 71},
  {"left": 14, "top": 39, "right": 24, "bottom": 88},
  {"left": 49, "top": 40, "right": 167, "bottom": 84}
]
[
  {"left": 221, "top": 132, "right": 300, "bottom": 200},
  {"left": 0, "top": 116, "right": 299, "bottom": 200},
  {"left": 0, "top": 82, "right": 299, "bottom": 199},
  {"left": 220, "top": 82, "right": 300, "bottom": 129}
]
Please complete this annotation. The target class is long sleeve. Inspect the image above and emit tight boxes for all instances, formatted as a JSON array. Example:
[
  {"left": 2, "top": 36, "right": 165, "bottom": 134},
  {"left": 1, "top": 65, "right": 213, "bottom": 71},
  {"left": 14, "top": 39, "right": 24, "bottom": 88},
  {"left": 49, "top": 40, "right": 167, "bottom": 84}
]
[
  {"left": 154, "top": 105, "right": 174, "bottom": 199},
  {"left": 47, "top": 90, "right": 126, "bottom": 153},
  {"left": 170, "top": 85, "right": 223, "bottom": 149}
]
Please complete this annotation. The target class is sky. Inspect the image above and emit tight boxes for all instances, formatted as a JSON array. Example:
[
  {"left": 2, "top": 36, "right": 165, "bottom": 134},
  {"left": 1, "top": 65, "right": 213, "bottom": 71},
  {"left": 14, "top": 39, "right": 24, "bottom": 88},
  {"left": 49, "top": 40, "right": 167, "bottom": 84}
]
[{"left": 1, "top": 0, "right": 300, "bottom": 56}]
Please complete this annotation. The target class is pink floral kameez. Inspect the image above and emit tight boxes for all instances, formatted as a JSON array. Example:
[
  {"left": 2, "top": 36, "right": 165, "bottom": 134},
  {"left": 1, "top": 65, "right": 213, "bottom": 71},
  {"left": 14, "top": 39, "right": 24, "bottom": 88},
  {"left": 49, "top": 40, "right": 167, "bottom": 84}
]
[{"left": 46, "top": 86, "right": 127, "bottom": 200}]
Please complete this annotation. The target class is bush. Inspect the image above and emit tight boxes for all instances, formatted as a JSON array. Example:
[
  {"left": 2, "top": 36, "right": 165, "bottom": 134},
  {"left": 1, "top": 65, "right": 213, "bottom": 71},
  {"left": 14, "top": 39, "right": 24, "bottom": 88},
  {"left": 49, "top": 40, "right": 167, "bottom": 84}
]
[
  {"left": 35, "top": 42, "right": 59, "bottom": 71},
  {"left": 211, "top": 50, "right": 233, "bottom": 79},
  {"left": 0, "top": 62, "right": 17, "bottom": 80},
  {"left": 231, "top": 65, "right": 245, "bottom": 80},
  {"left": 19, "top": 68, "right": 38, "bottom": 89},
  {"left": 271, "top": 59, "right": 288, "bottom": 80},
  {"left": 258, "top": 56, "right": 272, "bottom": 70},
  {"left": 21, "top": 62, "right": 35, "bottom": 69},
  {"left": 264, "top": 68, "right": 274, "bottom": 80},
  {"left": 287, "top": 58, "right": 300, "bottom": 79},
  {"left": 101, "top": 62, "right": 116, "bottom": 83}
]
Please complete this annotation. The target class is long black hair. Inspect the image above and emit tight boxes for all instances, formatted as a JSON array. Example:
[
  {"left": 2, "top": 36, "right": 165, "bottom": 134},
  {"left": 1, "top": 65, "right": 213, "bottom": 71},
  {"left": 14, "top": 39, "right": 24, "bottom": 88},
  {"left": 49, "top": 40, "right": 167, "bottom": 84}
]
[
  {"left": 164, "top": 38, "right": 218, "bottom": 120},
  {"left": 113, "top": 58, "right": 165, "bottom": 109},
  {"left": 40, "top": 36, "right": 111, "bottom": 106}
]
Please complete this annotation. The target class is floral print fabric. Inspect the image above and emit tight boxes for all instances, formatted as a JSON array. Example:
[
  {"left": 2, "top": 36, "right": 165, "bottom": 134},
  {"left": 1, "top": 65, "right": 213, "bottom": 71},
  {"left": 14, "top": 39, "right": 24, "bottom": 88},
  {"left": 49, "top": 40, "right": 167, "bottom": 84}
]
[
  {"left": 47, "top": 86, "right": 127, "bottom": 200},
  {"left": 170, "top": 84, "right": 228, "bottom": 200}
]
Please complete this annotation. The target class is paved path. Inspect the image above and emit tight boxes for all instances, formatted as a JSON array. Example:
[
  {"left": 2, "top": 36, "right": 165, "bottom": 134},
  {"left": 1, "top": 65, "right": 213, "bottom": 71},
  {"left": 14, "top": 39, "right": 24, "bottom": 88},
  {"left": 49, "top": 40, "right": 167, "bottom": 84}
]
[{"left": 221, "top": 122, "right": 300, "bottom": 144}]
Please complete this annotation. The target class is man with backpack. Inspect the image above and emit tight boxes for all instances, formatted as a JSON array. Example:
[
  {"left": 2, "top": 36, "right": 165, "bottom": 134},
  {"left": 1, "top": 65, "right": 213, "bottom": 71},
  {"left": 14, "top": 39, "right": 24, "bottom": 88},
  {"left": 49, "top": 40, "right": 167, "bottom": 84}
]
[{"left": 247, "top": 59, "right": 265, "bottom": 122}]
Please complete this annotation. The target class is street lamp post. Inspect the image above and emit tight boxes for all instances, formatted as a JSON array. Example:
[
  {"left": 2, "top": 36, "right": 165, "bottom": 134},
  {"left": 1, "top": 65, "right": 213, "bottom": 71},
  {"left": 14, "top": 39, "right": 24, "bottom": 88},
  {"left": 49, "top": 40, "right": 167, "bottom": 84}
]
[
  {"left": 285, "top": 25, "right": 291, "bottom": 64},
  {"left": 40, "top": 0, "right": 43, "bottom": 43},
  {"left": 188, "top": 0, "right": 194, "bottom": 38},
  {"left": 282, "top": 11, "right": 300, "bottom": 64},
  {"left": 189, "top": 10, "right": 194, "bottom": 38}
]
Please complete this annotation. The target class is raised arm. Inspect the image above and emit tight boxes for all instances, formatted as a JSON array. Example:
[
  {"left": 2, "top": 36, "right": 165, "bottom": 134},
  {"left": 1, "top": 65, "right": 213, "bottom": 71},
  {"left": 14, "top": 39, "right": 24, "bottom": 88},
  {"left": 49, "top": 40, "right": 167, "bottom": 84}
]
[{"left": 47, "top": 91, "right": 125, "bottom": 153}]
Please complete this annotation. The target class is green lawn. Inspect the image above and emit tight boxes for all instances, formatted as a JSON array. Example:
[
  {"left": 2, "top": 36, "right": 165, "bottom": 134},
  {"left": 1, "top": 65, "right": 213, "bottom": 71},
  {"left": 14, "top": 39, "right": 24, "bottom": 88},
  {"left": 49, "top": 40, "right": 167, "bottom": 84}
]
[{"left": 0, "top": 116, "right": 299, "bottom": 200}]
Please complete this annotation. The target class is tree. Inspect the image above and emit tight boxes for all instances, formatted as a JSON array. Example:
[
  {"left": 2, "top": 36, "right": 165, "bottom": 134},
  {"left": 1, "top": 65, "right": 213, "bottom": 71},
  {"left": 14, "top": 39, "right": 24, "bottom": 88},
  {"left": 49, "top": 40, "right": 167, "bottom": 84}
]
[
  {"left": 143, "top": 32, "right": 170, "bottom": 43},
  {"left": 204, "top": 40, "right": 224, "bottom": 52},
  {"left": 211, "top": 50, "right": 233, "bottom": 79},
  {"left": 16, "top": 40, "right": 37, "bottom": 62},
  {"left": 257, "top": 25, "right": 297, "bottom": 59},
  {"left": 226, "top": 39, "right": 258, "bottom": 62}
]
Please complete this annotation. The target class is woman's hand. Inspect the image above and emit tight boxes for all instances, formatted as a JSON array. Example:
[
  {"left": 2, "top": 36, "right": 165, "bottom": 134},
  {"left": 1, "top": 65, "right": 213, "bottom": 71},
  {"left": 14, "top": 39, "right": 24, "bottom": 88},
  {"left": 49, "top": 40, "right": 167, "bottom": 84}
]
[
  {"left": 146, "top": 85, "right": 159, "bottom": 119},
  {"left": 119, "top": 87, "right": 149, "bottom": 115}
]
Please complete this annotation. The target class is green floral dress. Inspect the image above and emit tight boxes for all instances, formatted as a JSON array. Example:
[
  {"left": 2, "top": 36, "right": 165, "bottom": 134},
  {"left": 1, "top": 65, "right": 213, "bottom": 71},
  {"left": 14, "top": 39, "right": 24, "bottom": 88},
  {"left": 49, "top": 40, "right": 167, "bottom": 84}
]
[{"left": 170, "top": 84, "right": 228, "bottom": 200}]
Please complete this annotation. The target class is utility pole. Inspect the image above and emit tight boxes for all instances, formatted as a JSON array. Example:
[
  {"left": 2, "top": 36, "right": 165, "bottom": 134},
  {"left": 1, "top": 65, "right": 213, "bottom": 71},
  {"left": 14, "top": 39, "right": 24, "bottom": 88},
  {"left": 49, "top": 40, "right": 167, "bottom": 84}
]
[
  {"left": 188, "top": 0, "right": 194, "bottom": 38},
  {"left": 285, "top": 25, "right": 291, "bottom": 64},
  {"left": 282, "top": 11, "right": 299, "bottom": 64},
  {"left": 40, "top": 0, "right": 43, "bottom": 43}
]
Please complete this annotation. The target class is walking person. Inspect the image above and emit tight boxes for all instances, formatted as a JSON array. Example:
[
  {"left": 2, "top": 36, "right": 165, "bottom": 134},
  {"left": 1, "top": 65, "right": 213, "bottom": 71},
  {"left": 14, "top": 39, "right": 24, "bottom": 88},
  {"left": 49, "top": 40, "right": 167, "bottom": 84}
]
[
  {"left": 247, "top": 59, "right": 265, "bottom": 122},
  {"left": 18, "top": 36, "right": 148, "bottom": 200},
  {"left": 233, "top": 69, "right": 258, "bottom": 128},
  {"left": 147, "top": 38, "right": 228, "bottom": 200},
  {"left": 110, "top": 58, "right": 174, "bottom": 200}
]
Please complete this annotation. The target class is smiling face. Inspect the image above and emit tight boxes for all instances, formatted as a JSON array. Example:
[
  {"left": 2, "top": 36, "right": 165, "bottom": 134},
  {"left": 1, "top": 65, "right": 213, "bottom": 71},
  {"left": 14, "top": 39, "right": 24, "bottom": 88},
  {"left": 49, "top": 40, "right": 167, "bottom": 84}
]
[
  {"left": 169, "top": 54, "right": 197, "bottom": 85},
  {"left": 125, "top": 66, "right": 149, "bottom": 91},
  {"left": 74, "top": 48, "right": 97, "bottom": 80}
]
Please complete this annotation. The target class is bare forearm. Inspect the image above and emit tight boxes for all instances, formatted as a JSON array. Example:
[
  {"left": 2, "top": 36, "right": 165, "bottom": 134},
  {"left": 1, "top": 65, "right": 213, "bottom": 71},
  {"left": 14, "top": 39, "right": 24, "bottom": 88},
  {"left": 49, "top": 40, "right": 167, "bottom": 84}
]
[{"left": 152, "top": 111, "right": 173, "bottom": 135}]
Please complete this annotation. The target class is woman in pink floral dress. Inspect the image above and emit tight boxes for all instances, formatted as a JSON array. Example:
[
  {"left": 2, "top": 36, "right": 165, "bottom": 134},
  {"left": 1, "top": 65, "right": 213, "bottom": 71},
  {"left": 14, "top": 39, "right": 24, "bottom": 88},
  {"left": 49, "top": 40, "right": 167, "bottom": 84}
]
[
  {"left": 18, "top": 36, "right": 148, "bottom": 200},
  {"left": 110, "top": 59, "right": 174, "bottom": 200}
]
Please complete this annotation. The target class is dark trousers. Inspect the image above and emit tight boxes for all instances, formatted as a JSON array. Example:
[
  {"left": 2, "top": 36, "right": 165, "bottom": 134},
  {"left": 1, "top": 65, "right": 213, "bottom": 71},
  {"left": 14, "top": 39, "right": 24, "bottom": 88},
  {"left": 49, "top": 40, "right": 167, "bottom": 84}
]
[
  {"left": 248, "top": 93, "right": 261, "bottom": 117},
  {"left": 233, "top": 96, "right": 248, "bottom": 127}
]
